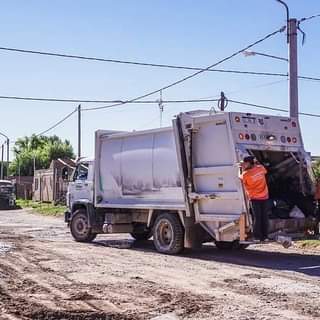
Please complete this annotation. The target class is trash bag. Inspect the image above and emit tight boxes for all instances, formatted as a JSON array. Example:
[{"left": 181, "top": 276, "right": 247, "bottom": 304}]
[
  {"left": 271, "top": 199, "right": 292, "bottom": 219},
  {"left": 289, "top": 205, "right": 305, "bottom": 218}
]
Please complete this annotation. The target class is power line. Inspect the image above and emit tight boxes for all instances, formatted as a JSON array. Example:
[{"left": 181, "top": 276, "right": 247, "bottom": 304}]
[
  {"left": 36, "top": 108, "right": 77, "bottom": 136},
  {"left": 0, "top": 95, "right": 220, "bottom": 104},
  {"left": 33, "top": 99, "right": 222, "bottom": 137},
  {"left": 23, "top": 97, "right": 320, "bottom": 139},
  {"left": 228, "top": 99, "right": 320, "bottom": 118},
  {"left": 299, "top": 14, "right": 320, "bottom": 24},
  {"left": 0, "top": 46, "right": 288, "bottom": 77},
  {"left": 83, "top": 26, "right": 286, "bottom": 111},
  {"left": 298, "top": 75, "right": 320, "bottom": 82},
  {"left": 0, "top": 76, "right": 319, "bottom": 105},
  {"left": 0, "top": 45, "right": 319, "bottom": 84}
]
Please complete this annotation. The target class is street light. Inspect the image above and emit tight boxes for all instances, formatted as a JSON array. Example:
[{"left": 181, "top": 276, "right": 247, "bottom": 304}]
[
  {"left": 243, "top": 50, "right": 288, "bottom": 62},
  {"left": 276, "top": 0, "right": 290, "bottom": 43},
  {"left": 245, "top": 0, "right": 298, "bottom": 118},
  {"left": 275, "top": 0, "right": 299, "bottom": 118}
]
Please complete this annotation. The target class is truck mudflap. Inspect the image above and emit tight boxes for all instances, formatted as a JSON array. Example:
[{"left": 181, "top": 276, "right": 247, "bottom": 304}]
[{"left": 64, "top": 211, "right": 71, "bottom": 224}]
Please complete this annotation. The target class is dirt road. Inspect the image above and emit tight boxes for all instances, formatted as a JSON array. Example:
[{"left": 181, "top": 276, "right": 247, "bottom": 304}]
[{"left": 0, "top": 209, "right": 319, "bottom": 320}]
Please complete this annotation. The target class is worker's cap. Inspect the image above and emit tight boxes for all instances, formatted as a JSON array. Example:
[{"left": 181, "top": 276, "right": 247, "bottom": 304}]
[{"left": 240, "top": 156, "right": 255, "bottom": 164}]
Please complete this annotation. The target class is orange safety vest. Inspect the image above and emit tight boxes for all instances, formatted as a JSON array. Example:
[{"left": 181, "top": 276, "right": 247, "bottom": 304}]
[{"left": 240, "top": 165, "right": 269, "bottom": 200}]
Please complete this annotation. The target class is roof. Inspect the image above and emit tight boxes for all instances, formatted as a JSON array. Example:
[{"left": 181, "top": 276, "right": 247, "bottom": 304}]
[
  {"left": 78, "top": 157, "right": 94, "bottom": 163},
  {"left": 0, "top": 180, "right": 13, "bottom": 185}
]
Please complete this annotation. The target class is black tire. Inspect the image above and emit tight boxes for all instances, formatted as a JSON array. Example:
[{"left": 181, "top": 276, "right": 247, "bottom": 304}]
[
  {"left": 215, "top": 241, "right": 235, "bottom": 250},
  {"left": 238, "top": 243, "right": 250, "bottom": 250},
  {"left": 153, "top": 213, "right": 184, "bottom": 254},
  {"left": 70, "top": 209, "right": 97, "bottom": 242},
  {"left": 131, "top": 230, "right": 152, "bottom": 241},
  {"left": 215, "top": 240, "right": 249, "bottom": 250}
]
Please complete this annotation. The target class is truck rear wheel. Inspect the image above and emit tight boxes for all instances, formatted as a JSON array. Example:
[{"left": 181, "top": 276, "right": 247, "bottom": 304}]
[
  {"left": 131, "top": 230, "right": 152, "bottom": 241},
  {"left": 215, "top": 241, "right": 249, "bottom": 250},
  {"left": 70, "top": 209, "right": 97, "bottom": 242},
  {"left": 153, "top": 213, "right": 184, "bottom": 254}
]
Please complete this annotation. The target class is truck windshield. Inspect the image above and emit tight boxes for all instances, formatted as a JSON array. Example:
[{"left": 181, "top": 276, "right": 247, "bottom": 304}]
[{"left": 0, "top": 182, "right": 13, "bottom": 194}]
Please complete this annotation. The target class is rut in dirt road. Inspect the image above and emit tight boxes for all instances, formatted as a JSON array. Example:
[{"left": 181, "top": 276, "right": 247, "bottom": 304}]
[{"left": 0, "top": 209, "right": 320, "bottom": 320}]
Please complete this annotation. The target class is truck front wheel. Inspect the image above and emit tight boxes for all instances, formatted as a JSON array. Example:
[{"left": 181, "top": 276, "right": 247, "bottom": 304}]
[
  {"left": 70, "top": 209, "right": 97, "bottom": 242},
  {"left": 153, "top": 213, "right": 184, "bottom": 254}
]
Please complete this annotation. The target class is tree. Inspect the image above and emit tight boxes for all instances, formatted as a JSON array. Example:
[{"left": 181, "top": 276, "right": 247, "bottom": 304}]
[
  {"left": 313, "top": 160, "right": 320, "bottom": 180},
  {"left": 10, "top": 135, "right": 75, "bottom": 176}
]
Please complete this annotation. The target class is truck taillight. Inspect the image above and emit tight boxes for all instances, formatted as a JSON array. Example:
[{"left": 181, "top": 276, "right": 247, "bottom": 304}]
[
  {"left": 292, "top": 121, "right": 297, "bottom": 127},
  {"left": 239, "top": 133, "right": 244, "bottom": 140},
  {"left": 281, "top": 136, "right": 286, "bottom": 143},
  {"left": 292, "top": 137, "right": 297, "bottom": 143},
  {"left": 235, "top": 116, "right": 241, "bottom": 123},
  {"left": 245, "top": 134, "right": 250, "bottom": 140},
  {"left": 287, "top": 137, "right": 291, "bottom": 143}
]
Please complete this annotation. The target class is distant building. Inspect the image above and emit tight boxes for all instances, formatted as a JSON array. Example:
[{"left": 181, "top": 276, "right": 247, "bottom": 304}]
[
  {"left": 33, "top": 158, "right": 76, "bottom": 204},
  {"left": 8, "top": 176, "right": 33, "bottom": 200}
]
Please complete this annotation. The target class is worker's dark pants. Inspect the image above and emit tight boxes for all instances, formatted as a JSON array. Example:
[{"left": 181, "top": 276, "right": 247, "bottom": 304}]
[{"left": 250, "top": 199, "right": 270, "bottom": 241}]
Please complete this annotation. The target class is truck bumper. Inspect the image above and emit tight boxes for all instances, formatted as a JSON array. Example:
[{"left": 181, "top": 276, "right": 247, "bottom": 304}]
[{"left": 0, "top": 197, "right": 15, "bottom": 209}]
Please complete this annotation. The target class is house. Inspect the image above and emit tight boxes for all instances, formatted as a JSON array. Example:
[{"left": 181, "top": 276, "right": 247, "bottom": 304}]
[
  {"left": 8, "top": 176, "right": 33, "bottom": 200},
  {"left": 33, "top": 158, "right": 76, "bottom": 204}
]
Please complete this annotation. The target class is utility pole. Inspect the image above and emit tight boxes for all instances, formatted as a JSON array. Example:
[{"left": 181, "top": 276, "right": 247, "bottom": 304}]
[
  {"left": 1, "top": 144, "right": 3, "bottom": 179},
  {"left": 78, "top": 104, "right": 81, "bottom": 159},
  {"left": 33, "top": 153, "right": 36, "bottom": 175},
  {"left": 6, "top": 138, "right": 9, "bottom": 178},
  {"left": 158, "top": 90, "right": 164, "bottom": 128},
  {"left": 288, "top": 18, "right": 298, "bottom": 118},
  {"left": 276, "top": 0, "right": 299, "bottom": 118}
]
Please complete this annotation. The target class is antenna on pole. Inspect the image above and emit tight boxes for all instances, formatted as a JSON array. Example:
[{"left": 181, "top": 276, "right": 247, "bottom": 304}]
[{"left": 158, "top": 90, "right": 164, "bottom": 127}]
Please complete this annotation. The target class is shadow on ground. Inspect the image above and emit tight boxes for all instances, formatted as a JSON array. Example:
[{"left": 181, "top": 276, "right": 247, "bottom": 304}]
[{"left": 93, "top": 238, "right": 320, "bottom": 278}]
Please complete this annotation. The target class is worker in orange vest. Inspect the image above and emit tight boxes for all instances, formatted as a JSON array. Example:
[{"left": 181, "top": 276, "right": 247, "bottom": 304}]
[{"left": 239, "top": 156, "right": 270, "bottom": 242}]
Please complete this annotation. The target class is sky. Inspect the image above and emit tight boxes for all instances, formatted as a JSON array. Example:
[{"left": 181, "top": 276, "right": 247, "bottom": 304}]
[{"left": 0, "top": 0, "right": 319, "bottom": 158}]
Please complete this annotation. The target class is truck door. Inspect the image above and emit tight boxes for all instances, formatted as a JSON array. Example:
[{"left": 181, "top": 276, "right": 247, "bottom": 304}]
[
  {"left": 69, "top": 162, "right": 93, "bottom": 206},
  {"left": 174, "top": 113, "right": 245, "bottom": 241}
]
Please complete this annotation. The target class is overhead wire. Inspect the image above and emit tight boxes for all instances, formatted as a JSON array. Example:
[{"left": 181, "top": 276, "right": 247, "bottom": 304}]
[
  {"left": 299, "top": 13, "right": 320, "bottom": 24},
  {"left": 10, "top": 23, "right": 319, "bottom": 136},
  {"left": 228, "top": 99, "right": 320, "bottom": 118},
  {"left": 82, "top": 26, "right": 286, "bottom": 111},
  {"left": 36, "top": 107, "right": 78, "bottom": 136},
  {"left": 0, "top": 46, "right": 288, "bottom": 77},
  {"left": 1, "top": 77, "right": 320, "bottom": 105},
  {"left": 0, "top": 45, "right": 285, "bottom": 78},
  {"left": 0, "top": 96, "right": 219, "bottom": 104},
  {"left": 0, "top": 45, "right": 319, "bottom": 81}
]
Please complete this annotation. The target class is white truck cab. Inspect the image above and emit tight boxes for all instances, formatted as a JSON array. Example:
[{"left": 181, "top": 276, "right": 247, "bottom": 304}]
[
  {"left": 67, "top": 159, "right": 94, "bottom": 209},
  {"left": 65, "top": 111, "right": 319, "bottom": 254}
]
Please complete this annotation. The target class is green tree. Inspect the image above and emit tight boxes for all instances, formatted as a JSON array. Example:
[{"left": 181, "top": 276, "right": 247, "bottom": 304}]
[
  {"left": 10, "top": 135, "right": 75, "bottom": 176},
  {"left": 313, "top": 160, "right": 320, "bottom": 180}
]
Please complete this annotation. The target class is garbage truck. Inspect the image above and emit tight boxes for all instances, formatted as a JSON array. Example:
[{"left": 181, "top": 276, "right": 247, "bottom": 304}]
[{"left": 65, "top": 110, "right": 318, "bottom": 254}]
